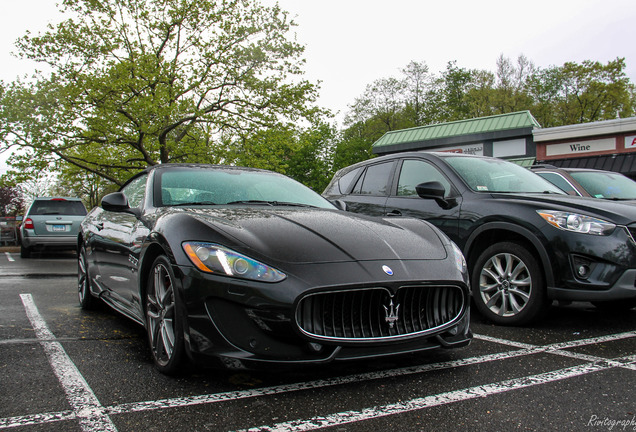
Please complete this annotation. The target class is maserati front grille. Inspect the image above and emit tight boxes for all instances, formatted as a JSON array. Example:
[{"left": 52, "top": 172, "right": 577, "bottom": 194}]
[{"left": 296, "top": 285, "right": 465, "bottom": 341}]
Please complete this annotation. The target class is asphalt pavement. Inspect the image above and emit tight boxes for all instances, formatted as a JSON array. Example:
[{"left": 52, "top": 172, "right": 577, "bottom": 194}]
[{"left": 0, "top": 250, "right": 635, "bottom": 432}]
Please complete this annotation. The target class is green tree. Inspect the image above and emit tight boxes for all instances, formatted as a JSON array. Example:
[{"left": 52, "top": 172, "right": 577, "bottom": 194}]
[
  {"left": 556, "top": 58, "right": 635, "bottom": 125},
  {"left": 1, "top": 0, "right": 325, "bottom": 187}
]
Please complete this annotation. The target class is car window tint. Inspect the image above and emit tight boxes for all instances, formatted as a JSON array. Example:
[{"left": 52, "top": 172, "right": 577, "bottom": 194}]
[
  {"left": 337, "top": 167, "right": 362, "bottom": 194},
  {"left": 352, "top": 162, "right": 393, "bottom": 196},
  {"left": 397, "top": 159, "right": 452, "bottom": 197},
  {"left": 122, "top": 174, "right": 148, "bottom": 208},
  {"left": 29, "top": 200, "right": 87, "bottom": 216},
  {"left": 536, "top": 172, "right": 580, "bottom": 195}
]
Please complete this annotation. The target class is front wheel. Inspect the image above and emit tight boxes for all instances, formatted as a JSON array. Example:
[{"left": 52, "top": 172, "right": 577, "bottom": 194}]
[
  {"left": 471, "top": 242, "right": 547, "bottom": 326},
  {"left": 146, "top": 255, "right": 185, "bottom": 374},
  {"left": 78, "top": 246, "right": 98, "bottom": 310}
]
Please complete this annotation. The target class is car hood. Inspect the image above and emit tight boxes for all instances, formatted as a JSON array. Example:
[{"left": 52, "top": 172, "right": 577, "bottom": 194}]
[
  {"left": 177, "top": 207, "right": 448, "bottom": 264},
  {"left": 490, "top": 192, "right": 636, "bottom": 225}
]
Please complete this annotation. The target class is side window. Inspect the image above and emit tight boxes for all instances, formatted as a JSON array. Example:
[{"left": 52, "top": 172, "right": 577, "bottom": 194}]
[
  {"left": 397, "top": 159, "right": 452, "bottom": 197},
  {"left": 352, "top": 162, "right": 394, "bottom": 196},
  {"left": 536, "top": 172, "right": 580, "bottom": 196},
  {"left": 324, "top": 167, "right": 363, "bottom": 195},
  {"left": 121, "top": 174, "right": 148, "bottom": 208},
  {"left": 337, "top": 167, "right": 362, "bottom": 194}
]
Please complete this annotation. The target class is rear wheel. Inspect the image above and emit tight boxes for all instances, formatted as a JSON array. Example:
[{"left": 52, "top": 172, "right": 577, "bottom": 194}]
[
  {"left": 78, "top": 246, "right": 98, "bottom": 309},
  {"left": 146, "top": 255, "right": 185, "bottom": 374},
  {"left": 472, "top": 241, "right": 547, "bottom": 326},
  {"left": 20, "top": 244, "right": 31, "bottom": 259}
]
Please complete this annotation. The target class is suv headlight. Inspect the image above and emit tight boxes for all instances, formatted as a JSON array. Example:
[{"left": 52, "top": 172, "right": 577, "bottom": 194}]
[
  {"left": 183, "top": 242, "right": 286, "bottom": 282},
  {"left": 537, "top": 210, "right": 616, "bottom": 235},
  {"left": 450, "top": 241, "right": 467, "bottom": 274}
]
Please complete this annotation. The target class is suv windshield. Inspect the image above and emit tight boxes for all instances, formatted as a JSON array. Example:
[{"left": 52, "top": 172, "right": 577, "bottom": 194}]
[
  {"left": 443, "top": 156, "right": 564, "bottom": 194},
  {"left": 570, "top": 171, "right": 636, "bottom": 199}
]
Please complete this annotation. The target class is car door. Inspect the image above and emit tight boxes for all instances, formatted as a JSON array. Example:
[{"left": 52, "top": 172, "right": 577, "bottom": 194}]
[
  {"left": 384, "top": 158, "right": 462, "bottom": 244},
  {"left": 337, "top": 161, "right": 396, "bottom": 216},
  {"left": 92, "top": 174, "right": 148, "bottom": 318}
]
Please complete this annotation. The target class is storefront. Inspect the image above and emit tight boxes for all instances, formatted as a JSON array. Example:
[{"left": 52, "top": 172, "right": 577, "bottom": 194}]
[
  {"left": 372, "top": 111, "right": 540, "bottom": 163},
  {"left": 372, "top": 111, "right": 636, "bottom": 178},
  {"left": 533, "top": 117, "right": 636, "bottom": 180}
]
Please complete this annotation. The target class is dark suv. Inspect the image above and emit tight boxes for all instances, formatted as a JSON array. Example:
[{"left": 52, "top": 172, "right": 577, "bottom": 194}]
[{"left": 323, "top": 152, "right": 636, "bottom": 325}]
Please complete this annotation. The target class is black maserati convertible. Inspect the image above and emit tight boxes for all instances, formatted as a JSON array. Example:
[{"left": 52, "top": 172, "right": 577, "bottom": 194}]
[{"left": 78, "top": 164, "right": 471, "bottom": 373}]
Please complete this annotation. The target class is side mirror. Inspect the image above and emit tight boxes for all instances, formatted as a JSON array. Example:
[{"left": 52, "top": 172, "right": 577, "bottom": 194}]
[
  {"left": 101, "top": 192, "right": 141, "bottom": 217},
  {"left": 415, "top": 181, "right": 456, "bottom": 209},
  {"left": 331, "top": 199, "right": 347, "bottom": 211}
]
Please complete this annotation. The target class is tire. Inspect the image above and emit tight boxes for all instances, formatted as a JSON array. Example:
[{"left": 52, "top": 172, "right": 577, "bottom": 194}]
[
  {"left": 20, "top": 244, "right": 31, "bottom": 259},
  {"left": 145, "top": 255, "right": 185, "bottom": 374},
  {"left": 471, "top": 241, "right": 547, "bottom": 326},
  {"left": 78, "top": 246, "right": 99, "bottom": 309},
  {"left": 592, "top": 298, "right": 636, "bottom": 311}
]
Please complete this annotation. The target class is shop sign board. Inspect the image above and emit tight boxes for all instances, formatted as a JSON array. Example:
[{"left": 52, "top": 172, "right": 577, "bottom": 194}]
[
  {"left": 545, "top": 138, "right": 615, "bottom": 157},
  {"left": 436, "top": 143, "right": 484, "bottom": 155},
  {"left": 626, "top": 135, "right": 636, "bottom": 148}
]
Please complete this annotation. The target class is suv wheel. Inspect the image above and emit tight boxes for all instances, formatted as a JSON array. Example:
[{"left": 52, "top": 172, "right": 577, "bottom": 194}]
[
  {"left": 472, "top": 241, "right": 547, "bottom": 325},
  {"left": 20, "top": 244, "right": 31, "bottom": 259}
]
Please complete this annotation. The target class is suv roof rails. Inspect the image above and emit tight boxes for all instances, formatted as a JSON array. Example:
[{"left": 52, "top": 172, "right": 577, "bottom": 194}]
[{"left": 529, "top": 164, "right": 557, "bottom": 169}]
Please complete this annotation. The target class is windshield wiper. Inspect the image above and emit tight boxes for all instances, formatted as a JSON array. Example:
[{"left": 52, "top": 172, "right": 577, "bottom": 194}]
[
  {"left": 226, "top": 200, "right": 316, "bottom": 208},
  {"left": 171, "top": 201, "right": 217, "bottom": 206},
  {"left": 226, "top": 200, "right": 274, "bottom": 206}
]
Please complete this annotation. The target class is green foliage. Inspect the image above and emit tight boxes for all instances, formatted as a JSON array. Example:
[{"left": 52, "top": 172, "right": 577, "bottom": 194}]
[
  {"left": 225, "top": 122, "right": 337, "bottom": 192},
  {"left": 1, "top": 0, "right": 327, "bottom": 188},
  {"left": 339, "top": 56, "right": 636, "bottom": 159}
]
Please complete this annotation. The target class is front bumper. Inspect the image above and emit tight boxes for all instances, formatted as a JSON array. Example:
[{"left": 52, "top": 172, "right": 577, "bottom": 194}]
[
  {"left": 174, "top": 261, "right": 472, "bottom": 369},
  {"left": 544, "top": 225, "right": 636, "bottom": 302}
]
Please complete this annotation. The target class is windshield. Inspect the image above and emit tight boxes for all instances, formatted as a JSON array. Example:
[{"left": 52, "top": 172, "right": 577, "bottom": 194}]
[
  {"left": 443, "top": 156, "right": 564, "bottom": 194},
  {"left": 570, "top": 171, "right": 636, "bottom": 199},
  {"left": 157, "top": 167, "right": 335, "bottom": 209}
]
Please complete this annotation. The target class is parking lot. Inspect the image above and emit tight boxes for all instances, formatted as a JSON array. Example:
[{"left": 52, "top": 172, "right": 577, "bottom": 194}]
[{"left": 1, "top": 250, "right": 635, "bottom": 432}]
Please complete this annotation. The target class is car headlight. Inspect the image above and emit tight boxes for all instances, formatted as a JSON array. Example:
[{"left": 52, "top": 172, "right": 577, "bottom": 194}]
[
  {"left": 537, "top": 210, "right": 616, "bottom": 235},
  {"left": 182, "top": 242, "right": 286, "bottom": 283}
]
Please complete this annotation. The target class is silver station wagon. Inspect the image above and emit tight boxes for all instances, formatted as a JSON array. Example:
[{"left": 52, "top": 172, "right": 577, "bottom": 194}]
[{"left": 20, "top": 197, "right": 87, "bottom": 258}]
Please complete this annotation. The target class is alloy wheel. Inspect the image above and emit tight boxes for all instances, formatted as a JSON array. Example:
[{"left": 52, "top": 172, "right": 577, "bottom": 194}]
[
  {"left": 478, "top": 252, "right": 532, "bottom": 317},
  {"left": 146, "top": 262, "right": 177, "bottom": 367}
]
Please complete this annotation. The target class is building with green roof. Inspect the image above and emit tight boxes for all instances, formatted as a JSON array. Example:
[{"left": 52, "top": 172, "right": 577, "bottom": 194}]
[{"left": 372, "top": 111, "right": 541, "bottom": 163}]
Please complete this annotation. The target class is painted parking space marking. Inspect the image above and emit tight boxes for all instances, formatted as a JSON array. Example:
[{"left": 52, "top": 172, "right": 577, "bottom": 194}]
[
  {"left": 4, "top": 253, "right": 14, "bottom": 262},
  {"left": 1, "top": 294, "right": 635, "bottom": 431},
  {"left": 242, "top": 356, "right": 636, "bottom": 432},
  {"left": 16, "top": 294, "right": 117, "bottom": 432}
]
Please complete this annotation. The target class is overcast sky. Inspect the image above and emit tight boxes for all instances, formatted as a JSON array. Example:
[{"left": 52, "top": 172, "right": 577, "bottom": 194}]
[{"left": 2, "top": 0, "right": 635, "bottom": 125}]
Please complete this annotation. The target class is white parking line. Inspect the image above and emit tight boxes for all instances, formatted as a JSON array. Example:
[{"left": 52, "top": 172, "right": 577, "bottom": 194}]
[
  {"left": 241, "top": 356, "right": 636, "bottom": 432},
  {"left": 1, "top": 297, "right": 635, "bottom": 431},
  {"left": 4, "top": 252, "right": 14, "bottom": 262},
  {"left": 17, "top": 294, "right": 117, "bottom": 432}
]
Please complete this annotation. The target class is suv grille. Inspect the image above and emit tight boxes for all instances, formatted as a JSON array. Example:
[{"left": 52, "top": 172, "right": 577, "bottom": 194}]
[{"left": 296, "top": 286, "right": 465, "bottom": 341}]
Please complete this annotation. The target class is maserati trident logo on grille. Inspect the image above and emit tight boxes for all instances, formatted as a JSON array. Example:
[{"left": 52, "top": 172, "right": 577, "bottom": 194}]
[
  {"left": 383, "top": 299, "right": 400, "bottom": 328},
  {"left": 382, "top": 265, "right": 393, "bottom": 276}
]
